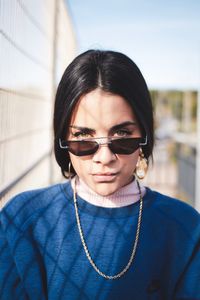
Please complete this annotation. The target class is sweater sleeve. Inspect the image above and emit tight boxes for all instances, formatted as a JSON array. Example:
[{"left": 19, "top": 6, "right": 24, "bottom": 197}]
[
  {"left": 0, "top": 221, "right": 28, "bottom": 300},
  {"left": 174, "top": 236, "right": 200, "bottom": 299}
]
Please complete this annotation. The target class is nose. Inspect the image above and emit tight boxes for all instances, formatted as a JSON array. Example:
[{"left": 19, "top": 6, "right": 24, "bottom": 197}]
[{"left": 92, "top": 144, "right": 117, "bottom": 164}]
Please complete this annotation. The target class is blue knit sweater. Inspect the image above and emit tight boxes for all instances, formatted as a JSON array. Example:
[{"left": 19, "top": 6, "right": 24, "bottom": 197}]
[{"left": 0, "top": 181, "right": 200, "bottom": 299}]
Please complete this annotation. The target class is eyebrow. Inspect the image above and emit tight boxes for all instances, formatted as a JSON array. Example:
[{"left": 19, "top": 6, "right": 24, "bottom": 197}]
[
  {"left": 69, "top": 121, "right": 137, "bottom": 133},
  {"left": 110, "top": 121, "right": 137, "bottom": 131}
]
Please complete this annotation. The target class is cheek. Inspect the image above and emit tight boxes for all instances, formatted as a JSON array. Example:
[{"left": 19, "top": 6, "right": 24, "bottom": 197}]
[
  {"left": 69, "top": 154, "right": 90, "bottom": 176},
  {"left": 120, "top": 151, "right": 139, "bottom": 172}
]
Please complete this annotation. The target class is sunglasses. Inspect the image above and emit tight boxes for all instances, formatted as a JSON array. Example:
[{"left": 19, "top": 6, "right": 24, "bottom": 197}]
[{"left": 59, "top": 136, "right": 147, "bottom": 156}]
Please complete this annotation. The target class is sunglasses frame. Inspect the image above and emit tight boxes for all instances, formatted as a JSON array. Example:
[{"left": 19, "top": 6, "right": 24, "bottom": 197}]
[{"left": 59, "top": 136, "right": 147, "bottom": 156}]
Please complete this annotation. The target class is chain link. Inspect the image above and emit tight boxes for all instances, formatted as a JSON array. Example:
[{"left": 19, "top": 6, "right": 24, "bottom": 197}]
[{"left": 73, "top": 178, "right": 143, "bottom": 280}]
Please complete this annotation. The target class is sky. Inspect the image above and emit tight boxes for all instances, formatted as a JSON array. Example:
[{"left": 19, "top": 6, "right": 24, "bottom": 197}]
[{"left": 67, "top": 0, "right": 200, "bottom": 90}]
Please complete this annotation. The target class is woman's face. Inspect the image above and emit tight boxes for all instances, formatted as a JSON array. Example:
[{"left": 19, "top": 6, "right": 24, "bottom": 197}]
[{"left": 68, "top": 88, "right": 141, "bottom": 196}]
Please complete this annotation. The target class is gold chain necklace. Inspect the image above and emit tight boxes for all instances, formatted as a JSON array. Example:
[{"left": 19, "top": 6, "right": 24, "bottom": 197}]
[{"left": 73, "top": 178, "right": 143, "bottom": 280}]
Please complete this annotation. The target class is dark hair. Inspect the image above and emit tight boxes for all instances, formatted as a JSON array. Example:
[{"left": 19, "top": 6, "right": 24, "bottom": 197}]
[{"left": 54, "top": 49, "right": 154, "bottom": 178}]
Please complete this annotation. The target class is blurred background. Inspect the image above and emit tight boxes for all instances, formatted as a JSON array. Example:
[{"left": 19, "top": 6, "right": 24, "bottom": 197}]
[{"left": 0, "top": 0, "right": 200, "bottom": 211}]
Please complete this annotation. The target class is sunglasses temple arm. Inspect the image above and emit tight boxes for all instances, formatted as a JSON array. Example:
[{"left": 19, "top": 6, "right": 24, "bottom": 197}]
[
  {"left": 139, "top": 135, "right": 147, "bottom": 146},
  {"left": 59, "top": 138, "right": 69, "bottom": 149}
]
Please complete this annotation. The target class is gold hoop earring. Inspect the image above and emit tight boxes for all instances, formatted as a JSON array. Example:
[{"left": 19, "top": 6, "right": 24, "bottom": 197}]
[{"left": 135, "top": 149, "right": 148, "bottom": 180}]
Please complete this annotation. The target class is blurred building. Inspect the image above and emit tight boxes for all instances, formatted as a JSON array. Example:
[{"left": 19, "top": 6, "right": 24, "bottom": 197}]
[
  {"left": 0, "top": 0, "right": 76, "bottom": 207},
  {"left": 146, "top": 90, "right": 200, "bottom": 211}
]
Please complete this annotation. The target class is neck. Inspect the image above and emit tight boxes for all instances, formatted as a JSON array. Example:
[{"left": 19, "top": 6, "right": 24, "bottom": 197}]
[{"left": 71, "top": 176, "right": 146, "bottom": 208}]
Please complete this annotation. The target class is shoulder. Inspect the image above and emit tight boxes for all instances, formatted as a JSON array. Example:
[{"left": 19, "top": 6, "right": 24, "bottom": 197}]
[
  {"left": 145, "top": 188, "right": 200, "bottom": 238},
  {"left": 0, "top": 181, "right": 72, "bottom": 230},
  {"left": 146, "top": 188, "right": 200, "bottom": 220}
]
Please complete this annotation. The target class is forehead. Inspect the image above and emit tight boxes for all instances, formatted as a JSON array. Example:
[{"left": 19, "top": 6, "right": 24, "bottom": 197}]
[{"left": 70, "top": 89, "right": 136, "bottom": 128}]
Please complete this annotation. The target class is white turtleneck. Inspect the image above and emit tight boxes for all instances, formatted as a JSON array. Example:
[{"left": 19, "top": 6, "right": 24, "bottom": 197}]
[{"left": 71, "top": 176, "right": 146, "bottom": 208}]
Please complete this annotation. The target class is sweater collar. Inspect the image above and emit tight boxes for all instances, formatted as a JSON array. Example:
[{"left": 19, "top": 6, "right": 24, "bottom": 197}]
[{"left": 71, "top": 176, "right": 146, "bottom": 208}]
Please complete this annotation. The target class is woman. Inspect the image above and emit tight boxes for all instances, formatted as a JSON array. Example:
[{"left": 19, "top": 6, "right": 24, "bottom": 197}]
[{"left": 1, "top": 50, "right": 200, "bottom": 299}]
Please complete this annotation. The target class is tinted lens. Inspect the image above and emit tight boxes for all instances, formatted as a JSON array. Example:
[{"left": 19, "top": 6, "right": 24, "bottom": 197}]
[
  {"left": 68, "top": 140, "right": 98, "bottom": 156},
  {"left": 110, "top": 138, "right": 142, "bottom": 154}
]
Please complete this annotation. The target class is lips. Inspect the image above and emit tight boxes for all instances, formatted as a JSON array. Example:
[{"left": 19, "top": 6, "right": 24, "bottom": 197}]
[{"left": 92, "top": 173, "right": 119, "bottom": 182}]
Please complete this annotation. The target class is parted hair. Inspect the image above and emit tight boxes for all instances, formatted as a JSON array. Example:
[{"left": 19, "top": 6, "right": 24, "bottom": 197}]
[{"left": 53, "top": 49, "right": 154, "bottom": 178}]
